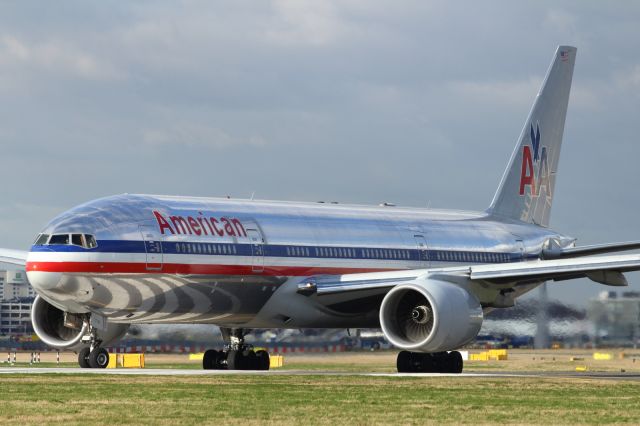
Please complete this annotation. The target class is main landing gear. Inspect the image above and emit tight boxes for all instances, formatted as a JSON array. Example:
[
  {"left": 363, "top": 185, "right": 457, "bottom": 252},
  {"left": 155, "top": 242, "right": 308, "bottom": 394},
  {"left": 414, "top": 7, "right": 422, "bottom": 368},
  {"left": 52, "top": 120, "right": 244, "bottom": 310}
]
[
  {"left": 202, "top": 328, "right": 270, "bottom": 371},
  {"left": 396, "top": 350, "right": 463, "bottom": 373}
]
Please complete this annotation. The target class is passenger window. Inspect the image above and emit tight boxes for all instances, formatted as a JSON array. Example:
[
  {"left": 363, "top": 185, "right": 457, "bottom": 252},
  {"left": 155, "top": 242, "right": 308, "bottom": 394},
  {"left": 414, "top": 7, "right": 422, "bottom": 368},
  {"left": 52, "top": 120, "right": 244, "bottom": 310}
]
[{"left": 49, "top": 234, "right": 70, "bottom": 245}]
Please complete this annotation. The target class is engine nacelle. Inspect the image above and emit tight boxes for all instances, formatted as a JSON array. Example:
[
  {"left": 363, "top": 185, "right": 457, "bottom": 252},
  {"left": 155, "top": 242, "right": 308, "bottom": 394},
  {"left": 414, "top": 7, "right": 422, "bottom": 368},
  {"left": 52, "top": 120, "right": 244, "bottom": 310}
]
[
  {"left": 31, "top": 295, "right": 129, "bottom": 350},
  {"left": 379, "top": 279, "right": 483, "bottom": 352}
]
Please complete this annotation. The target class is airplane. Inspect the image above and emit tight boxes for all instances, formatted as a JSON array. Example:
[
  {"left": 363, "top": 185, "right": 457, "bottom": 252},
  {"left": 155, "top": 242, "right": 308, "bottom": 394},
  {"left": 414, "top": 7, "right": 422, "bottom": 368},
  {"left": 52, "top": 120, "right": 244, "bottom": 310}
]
[{"left": 1, "top": 45, "right": 640, "bottom": 373}]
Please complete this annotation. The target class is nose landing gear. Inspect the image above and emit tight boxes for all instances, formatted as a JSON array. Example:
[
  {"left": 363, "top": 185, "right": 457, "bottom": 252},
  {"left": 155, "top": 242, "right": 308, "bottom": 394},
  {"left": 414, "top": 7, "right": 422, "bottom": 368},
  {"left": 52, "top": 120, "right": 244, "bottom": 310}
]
[
  {"left": 202, "top": 328, "right": 270, "bottom": 371},
  {"left": 77, "top": 322, "right": 110, "bottom": 369}
]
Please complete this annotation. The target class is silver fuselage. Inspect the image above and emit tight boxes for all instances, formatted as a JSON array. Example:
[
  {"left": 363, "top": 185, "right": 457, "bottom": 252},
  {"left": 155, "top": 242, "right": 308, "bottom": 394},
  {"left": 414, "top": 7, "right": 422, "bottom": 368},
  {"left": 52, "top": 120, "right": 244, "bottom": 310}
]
[{"left": 26, "top": 194, "right": 570, "bottom": 328}]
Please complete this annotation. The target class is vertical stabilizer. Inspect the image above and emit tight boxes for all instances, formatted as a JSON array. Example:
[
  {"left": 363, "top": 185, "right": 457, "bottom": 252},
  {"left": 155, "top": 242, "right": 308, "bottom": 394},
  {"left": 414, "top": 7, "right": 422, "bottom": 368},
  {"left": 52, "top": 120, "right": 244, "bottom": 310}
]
[{"left": 488, "top": 46, "right": 576, "bottom": 227}]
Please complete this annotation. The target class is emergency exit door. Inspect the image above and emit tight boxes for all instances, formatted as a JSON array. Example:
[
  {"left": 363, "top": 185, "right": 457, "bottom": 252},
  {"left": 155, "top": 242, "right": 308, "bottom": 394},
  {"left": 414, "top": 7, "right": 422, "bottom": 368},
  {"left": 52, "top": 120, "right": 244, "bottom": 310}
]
[
  {"left": 414, "top": 235, "right": 429, "bottom": 267},
  {"left": 247, "top": 228, "right": 265, "bottom": 273}
]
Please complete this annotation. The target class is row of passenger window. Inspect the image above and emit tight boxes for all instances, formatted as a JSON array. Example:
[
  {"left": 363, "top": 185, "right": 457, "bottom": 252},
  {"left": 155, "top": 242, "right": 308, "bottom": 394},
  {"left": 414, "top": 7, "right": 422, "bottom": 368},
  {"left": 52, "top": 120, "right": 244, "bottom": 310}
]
[
  {"left": 315, "top": 247, "right": 355, "bottom": 258},
  {"left": 361, "top": 248, "right": 411, "bottom": 260},
  {"left": 176, "top": 243, "right": 237, "bottom": 255},
  {"left": 287, "top": 246, "right": 311, "bottom": 257},
  {"left": 435, "top": 251, "right": 509, "bottom": 263},
  {"left": 173, "top": 242, "right": 510, "bottom": 263},
  {"left": 289, "top": 246, "right": 411, "bottom": 260}
]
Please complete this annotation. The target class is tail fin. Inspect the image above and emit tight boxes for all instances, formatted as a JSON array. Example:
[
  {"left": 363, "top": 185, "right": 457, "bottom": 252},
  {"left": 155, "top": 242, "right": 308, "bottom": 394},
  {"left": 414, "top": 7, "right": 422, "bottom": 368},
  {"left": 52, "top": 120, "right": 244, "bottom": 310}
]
[{"left": 488, "top": 46, "right": 576, "bottom": 227}]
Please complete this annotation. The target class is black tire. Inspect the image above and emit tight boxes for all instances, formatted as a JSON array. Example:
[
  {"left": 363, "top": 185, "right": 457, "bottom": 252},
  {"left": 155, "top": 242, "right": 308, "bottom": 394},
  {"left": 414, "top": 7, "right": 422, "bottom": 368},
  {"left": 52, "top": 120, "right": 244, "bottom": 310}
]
[
  {"left": 88, "top": 347, "right": 109, "bottom": 369},
  {"left": 397, "top": 350, "right": 412, "bottom": 372},
  {"left": 226, "top": 350, "right": 241, "bottom": 370},
  {"left": 213, "top": 350, "right": 226, "bottom": 370},
  {"left": 243, "top": 350, "right": 257, "bottom": 370},
  {"left": 255, "top": 350, "right": 270, "bottom": 371},
  {"left": 78, "top": 347, "right": 91, "bottom": 368},
  {"left": 203, "top": 349, "right": 218, "bottom": 370},
  {"left": 449, "top": 351, "right": 463, "bottom": 374}
]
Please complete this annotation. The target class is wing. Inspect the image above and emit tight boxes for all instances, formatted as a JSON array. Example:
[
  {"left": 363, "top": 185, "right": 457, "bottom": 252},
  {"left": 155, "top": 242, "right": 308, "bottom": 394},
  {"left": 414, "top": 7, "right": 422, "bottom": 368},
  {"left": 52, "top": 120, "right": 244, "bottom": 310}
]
[
  {"left": 298, "top": 253, "right": 640, "bottom": 297},
  {"left": 0, "top": 248, "right": 29, "bottom": 267}
]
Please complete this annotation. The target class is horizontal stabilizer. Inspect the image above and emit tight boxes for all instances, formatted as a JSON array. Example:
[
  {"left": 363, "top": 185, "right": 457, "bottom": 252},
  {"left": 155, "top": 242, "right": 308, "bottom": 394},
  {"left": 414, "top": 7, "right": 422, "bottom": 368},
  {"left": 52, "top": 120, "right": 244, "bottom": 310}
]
[{"left": 543, "top": 241, "right": 640, "bottom": 259}]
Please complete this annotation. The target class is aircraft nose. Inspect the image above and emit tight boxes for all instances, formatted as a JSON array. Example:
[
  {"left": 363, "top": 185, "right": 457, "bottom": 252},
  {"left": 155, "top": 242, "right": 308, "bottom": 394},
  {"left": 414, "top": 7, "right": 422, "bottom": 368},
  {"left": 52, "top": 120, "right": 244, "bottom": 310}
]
[
  {"left": 27, "top": 271, "right": 62, "bottom": 291},
  {"left": 26, "top": 252, "right": 62, "bottom": 291}
]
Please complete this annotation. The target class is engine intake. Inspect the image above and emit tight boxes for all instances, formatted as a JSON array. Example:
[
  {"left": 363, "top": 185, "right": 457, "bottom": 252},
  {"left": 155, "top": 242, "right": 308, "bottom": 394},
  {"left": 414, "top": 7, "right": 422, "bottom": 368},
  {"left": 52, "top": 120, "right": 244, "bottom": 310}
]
[
  {"left": 31, "top": 295, "right": 129, "bottom": 350},
  {"left": 380, "top": 279, "right": 483, "bottom": 352}
]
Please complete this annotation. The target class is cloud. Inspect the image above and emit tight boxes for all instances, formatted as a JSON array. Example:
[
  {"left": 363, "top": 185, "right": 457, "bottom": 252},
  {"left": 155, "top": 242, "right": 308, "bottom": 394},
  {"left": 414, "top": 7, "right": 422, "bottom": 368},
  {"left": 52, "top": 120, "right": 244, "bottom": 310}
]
[
  {"left": 142, "top": 122, "right": 267, "bottom": 148},
  {"left": 0, "top": 35, "right": 123, "bottom": 80},
  {"left": 614, "top": 64, "right": 640, "bottom": 92},
  {"left": 446, "top": 77, "right": 543, "bottom": 108},
  {"left": 265, "top": 0, "right": 355, "bottom": 46}
]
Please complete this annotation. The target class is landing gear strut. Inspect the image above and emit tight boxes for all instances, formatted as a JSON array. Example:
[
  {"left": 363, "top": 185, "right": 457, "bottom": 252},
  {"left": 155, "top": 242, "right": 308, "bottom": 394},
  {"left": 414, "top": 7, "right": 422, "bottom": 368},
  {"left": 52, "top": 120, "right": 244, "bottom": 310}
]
[
  {"left": 396, "top": 351, "right": 463, "bottom": 373},
  {"left": 202, "top": 328, "right": 270, "bottom": 371},
  {"left": 77, "top": 321, "right": 110, "bottom": 369}
]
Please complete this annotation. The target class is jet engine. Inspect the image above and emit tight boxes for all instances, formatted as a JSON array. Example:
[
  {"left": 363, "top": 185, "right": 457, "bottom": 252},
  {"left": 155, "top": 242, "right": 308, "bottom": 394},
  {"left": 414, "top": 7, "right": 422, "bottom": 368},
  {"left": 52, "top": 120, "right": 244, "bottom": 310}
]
[
  {"left": 379, "top": 279, "right": 483, "bottom": 352},
  {"left": 31, "top": 295, "right": 129, "bottom": 350}
]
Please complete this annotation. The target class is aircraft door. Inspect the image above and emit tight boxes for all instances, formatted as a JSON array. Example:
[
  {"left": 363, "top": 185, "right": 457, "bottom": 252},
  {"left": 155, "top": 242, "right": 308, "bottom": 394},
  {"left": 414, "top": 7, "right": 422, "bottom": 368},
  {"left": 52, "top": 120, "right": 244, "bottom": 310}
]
[
  {"left": 516, "top": 239, "right": 526, "bottom": 261},
  {"left": 414, "top": 235, "right": 429, "bottom": 267},
  {"left": 247, "top": 228, "right": 265, "bottom": 273},
  {"left": 140, "top": 225, "right": 163, "bottom": 271}
]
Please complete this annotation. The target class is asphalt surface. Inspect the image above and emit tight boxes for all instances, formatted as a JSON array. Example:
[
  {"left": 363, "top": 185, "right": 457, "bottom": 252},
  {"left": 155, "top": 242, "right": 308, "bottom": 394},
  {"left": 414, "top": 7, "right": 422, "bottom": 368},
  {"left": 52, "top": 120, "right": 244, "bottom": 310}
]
[{"left": 0, "top": 367, "right": 639, "bottom": 381}]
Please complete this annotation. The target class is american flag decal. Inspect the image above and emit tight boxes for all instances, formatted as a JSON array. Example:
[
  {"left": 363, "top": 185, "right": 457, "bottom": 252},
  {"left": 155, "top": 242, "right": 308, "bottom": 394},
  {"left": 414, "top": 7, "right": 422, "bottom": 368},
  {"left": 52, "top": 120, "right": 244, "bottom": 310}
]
[{"left": 560, "top": 50, "right": 569, "bottom": 62}]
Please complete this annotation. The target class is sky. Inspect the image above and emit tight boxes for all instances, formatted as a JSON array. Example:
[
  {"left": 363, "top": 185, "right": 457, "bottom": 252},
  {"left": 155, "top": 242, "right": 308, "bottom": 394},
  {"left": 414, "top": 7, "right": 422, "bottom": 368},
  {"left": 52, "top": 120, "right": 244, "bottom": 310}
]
[{"left": 0, "top": 1, "right": 639, "bottom": 307}]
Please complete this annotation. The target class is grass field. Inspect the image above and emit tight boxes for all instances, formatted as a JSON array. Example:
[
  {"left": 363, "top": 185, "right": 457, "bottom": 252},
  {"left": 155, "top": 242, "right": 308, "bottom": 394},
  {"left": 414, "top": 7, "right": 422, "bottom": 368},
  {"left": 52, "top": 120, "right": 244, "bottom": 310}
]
[
  {"left": 1, "top": 350, "right": 640, "bottom": 424},
  {"left": 1, "top": 374, "right": 639, "bottom": 424}
]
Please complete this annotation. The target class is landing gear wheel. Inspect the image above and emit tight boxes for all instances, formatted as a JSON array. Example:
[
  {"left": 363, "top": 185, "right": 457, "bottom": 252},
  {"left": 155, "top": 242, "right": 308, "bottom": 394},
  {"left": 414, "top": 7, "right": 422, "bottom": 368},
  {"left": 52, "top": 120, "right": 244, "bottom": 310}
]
[
  {"left": 448, "top": 351, "right": 463, "bottom": 373},
  {"left": 203, "top": 349, "right": 218, "bottom": 370},
  {"left": 226, "top": 350, "right": 242, "bottom": 370},
  {"left": 88, "top": 347, "right": 109, "bottom": 369},
  {"left": 243, "top": 349, "right": 257, "bottom": 370},
  {"left": 396, "top": 351, "right": 464, "bottom": 373},
  {"left": 397, "top": 350, "right": 411, "bottom": 373},
  {"left": 78, "top": 347, "right": 91, "bottom": 368},
  {"left": 255, "top": 350, "right": 270, "bottom": 371}
]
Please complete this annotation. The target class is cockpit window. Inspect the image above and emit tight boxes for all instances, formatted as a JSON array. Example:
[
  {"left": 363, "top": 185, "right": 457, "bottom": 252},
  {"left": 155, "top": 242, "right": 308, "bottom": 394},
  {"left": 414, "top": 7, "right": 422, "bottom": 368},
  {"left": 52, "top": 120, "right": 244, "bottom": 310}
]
[
  {"left": 84, "top": 234, "right": 97, "bottom": 249},
  {"left": 42, "top": 233, "right": 98, "bottom": 249},
  {"left": 71, "top": 234, "right": 84, "bottom": 246},
  {"left": 33, "top": 234, "right": 50, "bottom": 245},
  {"left": 49, "top": 234, "right": 70, "bottom": 245}
]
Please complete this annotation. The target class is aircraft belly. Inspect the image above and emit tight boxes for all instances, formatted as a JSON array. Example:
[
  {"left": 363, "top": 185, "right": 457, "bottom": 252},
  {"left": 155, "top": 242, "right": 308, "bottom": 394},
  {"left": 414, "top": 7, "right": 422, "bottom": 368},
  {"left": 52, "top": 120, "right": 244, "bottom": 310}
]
[{"left": 50, "top": 273, "right": 287, "bottom": 325}]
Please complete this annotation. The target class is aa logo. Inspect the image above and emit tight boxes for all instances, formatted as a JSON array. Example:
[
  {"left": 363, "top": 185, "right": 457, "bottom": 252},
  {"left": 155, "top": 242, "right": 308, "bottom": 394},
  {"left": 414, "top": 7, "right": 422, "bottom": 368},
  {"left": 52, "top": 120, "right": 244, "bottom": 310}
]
[{"left": 519, "top": 123, "right": 551, "bottom": 198}]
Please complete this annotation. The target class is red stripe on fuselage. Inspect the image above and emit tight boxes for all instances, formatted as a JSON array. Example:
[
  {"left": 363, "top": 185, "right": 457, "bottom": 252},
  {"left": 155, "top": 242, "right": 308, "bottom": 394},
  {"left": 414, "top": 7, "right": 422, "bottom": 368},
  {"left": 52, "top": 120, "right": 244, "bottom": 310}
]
[{"left": 25, "top": 261, "right": 394, "bottom": 276}]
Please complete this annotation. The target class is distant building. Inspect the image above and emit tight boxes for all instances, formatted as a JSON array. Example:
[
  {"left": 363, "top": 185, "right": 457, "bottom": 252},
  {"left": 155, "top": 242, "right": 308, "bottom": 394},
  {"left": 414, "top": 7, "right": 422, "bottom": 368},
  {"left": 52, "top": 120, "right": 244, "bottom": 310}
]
[
  {"left": 0, "top": 270, "right": 35, "bottom": 300},
  {"left": 0, "top": 299, "right": 33, "bottom": 335},
  {"left": 588, "top": 291, "right": 640, "bottom": 347},
  {"left": 0, "top": 269, "right": 35, "bottom": 336}
]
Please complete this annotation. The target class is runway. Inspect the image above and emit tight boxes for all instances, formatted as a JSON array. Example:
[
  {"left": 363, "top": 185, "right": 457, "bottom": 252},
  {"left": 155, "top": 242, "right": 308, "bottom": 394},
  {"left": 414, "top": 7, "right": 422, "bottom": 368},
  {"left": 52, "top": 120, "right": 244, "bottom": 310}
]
[{"left": 1, "top": 367, "right": 638, "bottom": 381}]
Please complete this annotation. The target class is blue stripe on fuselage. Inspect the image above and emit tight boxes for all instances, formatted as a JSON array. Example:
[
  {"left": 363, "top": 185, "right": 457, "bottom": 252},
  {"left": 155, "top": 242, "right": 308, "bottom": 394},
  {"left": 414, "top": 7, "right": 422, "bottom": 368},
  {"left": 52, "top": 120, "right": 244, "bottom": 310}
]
[{"left": 30, "top": 240, "right": 529, "bottom": 264}]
